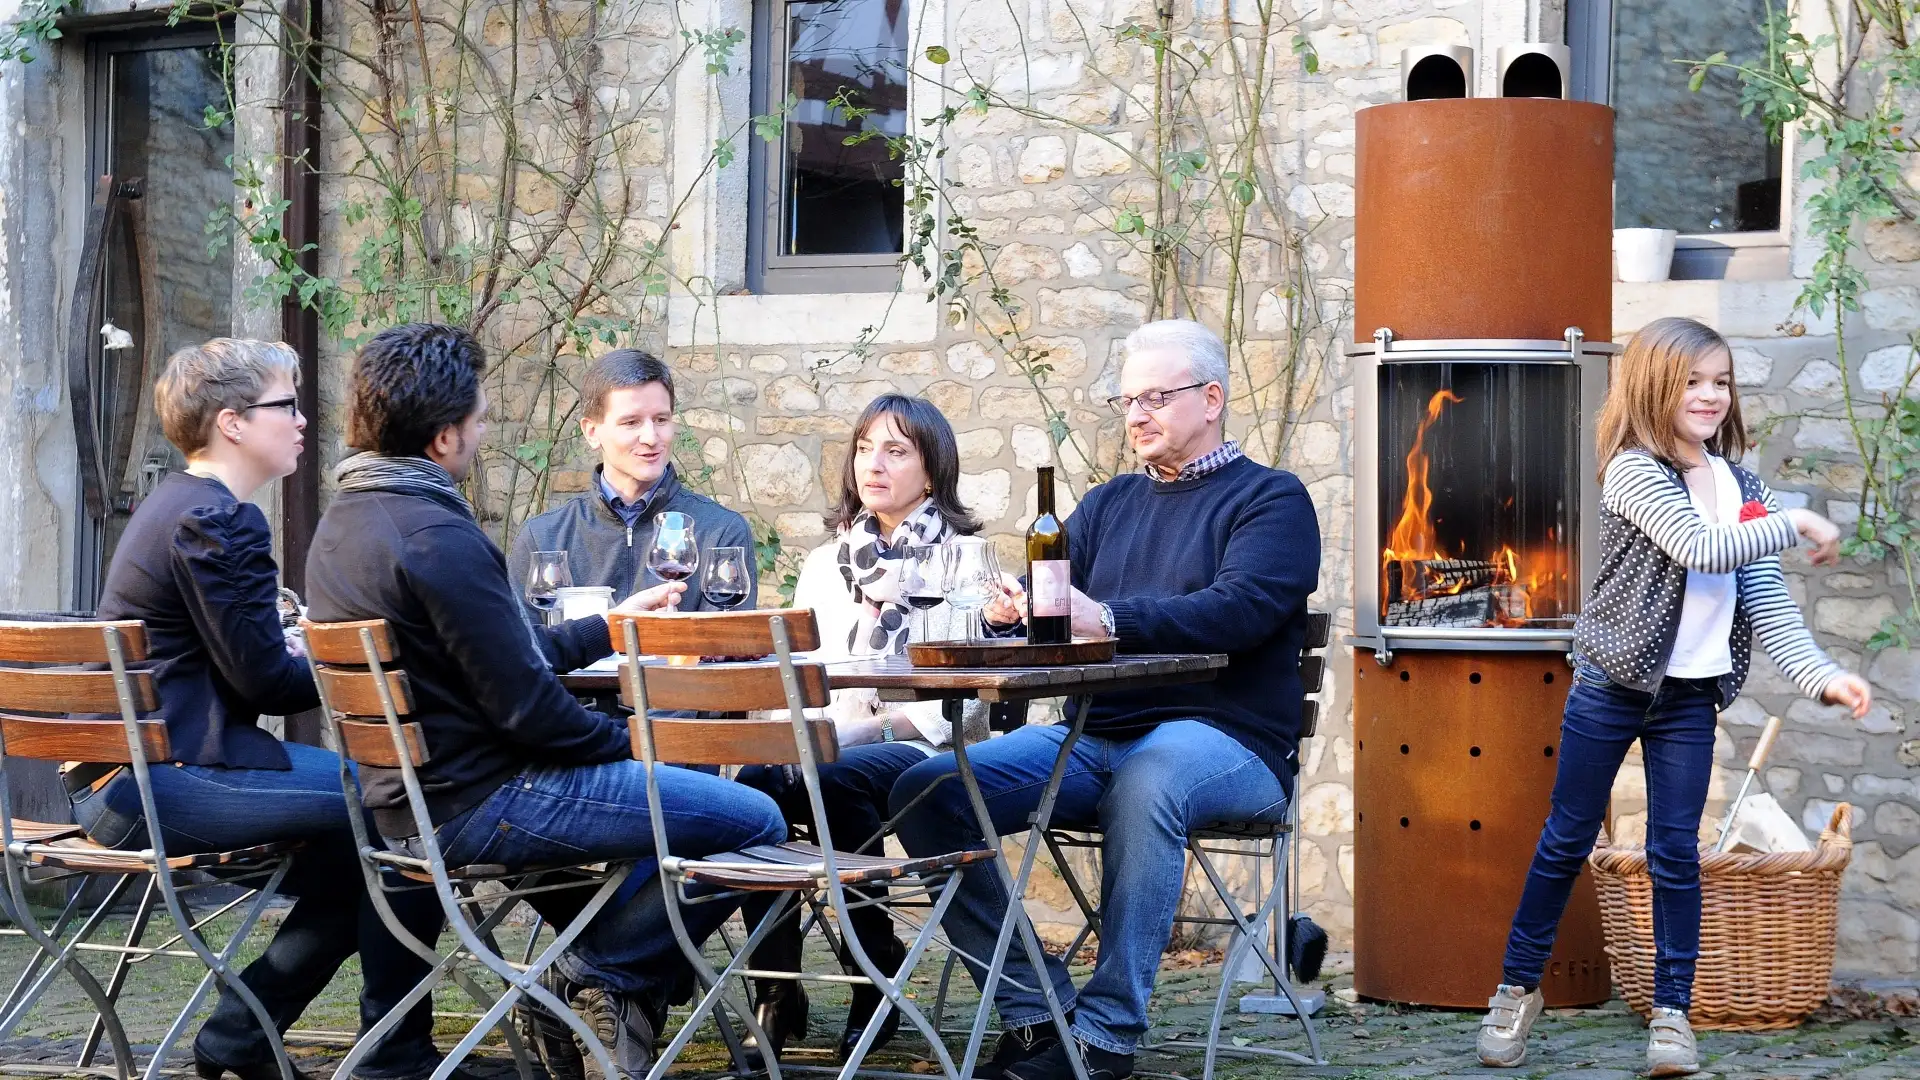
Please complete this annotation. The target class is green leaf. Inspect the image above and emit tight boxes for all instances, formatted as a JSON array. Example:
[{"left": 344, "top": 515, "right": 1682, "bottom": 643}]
[
  {"left": 925, "top": 44, "right": 950, "bottom": 65},
  {"left": 1291, "top": 33, "right": 1318, "bottom": 76}
]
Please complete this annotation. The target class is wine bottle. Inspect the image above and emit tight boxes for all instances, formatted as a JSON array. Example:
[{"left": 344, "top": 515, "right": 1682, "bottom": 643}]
[{"left": 1026, "top": 464, "right": 1072, "bottom": 644}]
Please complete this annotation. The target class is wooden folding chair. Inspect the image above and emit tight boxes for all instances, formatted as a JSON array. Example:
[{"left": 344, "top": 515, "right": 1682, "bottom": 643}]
[
  {"left": 1037, "top": 612, "right": 1333, "bottom": 1074},
  {"left": 610, "top": 609, "right": 995, "bottom": 1080},
  {"left": 300, "top": 618, "right": 631, "bottom": 1080},
  {"left": 0, "top": 619, "right": 302, "bottom": 1080}
]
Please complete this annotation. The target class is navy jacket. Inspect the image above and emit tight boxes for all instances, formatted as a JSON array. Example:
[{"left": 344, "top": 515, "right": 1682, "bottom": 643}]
[
  {"left": 508, "top": 465, "right": 757, "bottom": 619},
  {"left": 304, "top": 484, "right": 626, "bottom": 837},
  {"left": 95, "top": 472, "right": 315, "bottom": 769},
  {"left": 1068, "top": 456, "right": 1320, "bottom": 790}
]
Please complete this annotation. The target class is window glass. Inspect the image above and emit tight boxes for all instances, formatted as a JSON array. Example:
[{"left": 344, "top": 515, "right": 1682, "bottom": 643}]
[
  {"left": 779, "top": 0, "right": 908, "bottom": 255},
  {"left": 1611, "top": 0, "right": 1782, "bottom": 233}
]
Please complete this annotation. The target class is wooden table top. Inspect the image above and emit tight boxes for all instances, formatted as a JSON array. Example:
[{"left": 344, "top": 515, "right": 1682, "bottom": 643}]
[{"left": 558, "top": 652, "right": 1227, "bottom": 704}]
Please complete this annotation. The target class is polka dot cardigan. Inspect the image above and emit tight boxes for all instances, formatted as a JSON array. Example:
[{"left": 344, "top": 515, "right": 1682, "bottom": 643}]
[{"left": 1573, "top": 450, "right": 1842, "bottom": 708}]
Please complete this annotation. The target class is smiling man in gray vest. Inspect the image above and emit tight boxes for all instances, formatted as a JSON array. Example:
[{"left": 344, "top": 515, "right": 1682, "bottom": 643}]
[{"left": 510, "top": 350, "right": 757, "bottom": 617}]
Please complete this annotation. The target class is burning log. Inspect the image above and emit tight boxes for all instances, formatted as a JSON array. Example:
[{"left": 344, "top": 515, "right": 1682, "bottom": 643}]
[{"left": 1387, "top": 588, "right": 1495, "bottom": 627}]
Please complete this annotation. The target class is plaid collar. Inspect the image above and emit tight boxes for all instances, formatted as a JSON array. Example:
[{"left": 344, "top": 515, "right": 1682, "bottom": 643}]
[{"left": 1145, "top": 440, "right": 1243, "bottom": 483}]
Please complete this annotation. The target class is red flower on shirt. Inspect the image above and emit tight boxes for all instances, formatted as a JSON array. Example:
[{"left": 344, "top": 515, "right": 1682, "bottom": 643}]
[{"left": 1738, "top": 500, "right": 1769, "bottom": 522}]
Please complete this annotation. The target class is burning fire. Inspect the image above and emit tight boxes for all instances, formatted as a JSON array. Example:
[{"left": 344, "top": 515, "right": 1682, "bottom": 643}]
[{"left": 1380, "top": 389, "right": 1562, "bottom": 627}]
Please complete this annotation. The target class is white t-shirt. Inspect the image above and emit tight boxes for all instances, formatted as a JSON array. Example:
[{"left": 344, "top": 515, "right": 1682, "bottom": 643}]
[{"left": 1667, "top": 454, "right": 1741, "bottom": 679}]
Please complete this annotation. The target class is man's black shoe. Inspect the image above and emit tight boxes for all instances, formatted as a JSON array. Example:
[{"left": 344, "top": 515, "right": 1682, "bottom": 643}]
[
  {"left": 1000, "top": 1039, "right": 1133, "bottom": 1080},
  {"left": 976, "top": 1021, "right": 1060, "bottom": 1080}
]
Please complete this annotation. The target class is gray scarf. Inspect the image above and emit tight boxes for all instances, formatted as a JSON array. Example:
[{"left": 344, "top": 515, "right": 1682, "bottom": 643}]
[{"left": 335, "top": 452, "right": 473, "bottom": 518}]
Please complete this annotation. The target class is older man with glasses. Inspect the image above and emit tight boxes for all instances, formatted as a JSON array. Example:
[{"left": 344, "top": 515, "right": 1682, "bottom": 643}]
[{"left": 888, "top": 319, "right": 1322, "bottom": 1080}]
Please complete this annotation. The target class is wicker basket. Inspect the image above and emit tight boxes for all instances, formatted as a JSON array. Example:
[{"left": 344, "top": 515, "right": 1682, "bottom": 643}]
[{"left": 1587, "top": 803, "right": 1852, "bottom": 1031}]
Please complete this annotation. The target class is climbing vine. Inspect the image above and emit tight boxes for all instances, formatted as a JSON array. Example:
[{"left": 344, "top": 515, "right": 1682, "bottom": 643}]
[{"left": 1692, "top": 1, "right": 1920, "bottom": 648}]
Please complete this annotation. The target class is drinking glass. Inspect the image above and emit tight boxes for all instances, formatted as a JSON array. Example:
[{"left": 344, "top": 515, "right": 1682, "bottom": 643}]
[
  {"left": 647, "top": 511, "right": 699, "bottom": 589},
  {"left": 702, "top": 546, "right": 752, "bottom": 610},
  {"left": 899, "top": 543, "right": 947, "bottom": 643},
  {"left": 526, "top": 550, "right": 573, "bottom": 625},
  {"left": 943, "top": 537, "right": 1002, "bottom": 644}
]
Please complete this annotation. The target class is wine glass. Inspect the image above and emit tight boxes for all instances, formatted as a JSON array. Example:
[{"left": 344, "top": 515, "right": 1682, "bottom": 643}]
[
  {"left": 647, "top": 511, "right": 699, "bottom": 601},
  {"left": 899, "top": 543, "right": 947, "bottom": 644},
  {"left": 526, "top": 550, "right": 572, "bottom": 626},
  {"left": 943, "top": 537, "right": 1002, "bottom": 644},
  {"left": 701, "top": 546, "right": 751, "bottom": 611}
]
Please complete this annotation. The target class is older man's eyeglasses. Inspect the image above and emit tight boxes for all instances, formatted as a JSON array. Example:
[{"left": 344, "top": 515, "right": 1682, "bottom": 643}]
[
  {"left": 1105, "top": 382, "right": 1207, "bottom": 416},
  {"left": 244, "top": 396, "right": 301, "bottom": 417}
]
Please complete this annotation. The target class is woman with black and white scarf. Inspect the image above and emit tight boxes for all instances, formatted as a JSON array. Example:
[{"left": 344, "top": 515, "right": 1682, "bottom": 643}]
[{"left": 737, "top": 394, "right": 994, "bottom": 1066}]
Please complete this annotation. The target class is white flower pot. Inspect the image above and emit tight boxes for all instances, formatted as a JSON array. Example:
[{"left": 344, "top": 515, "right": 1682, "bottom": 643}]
[{"left": 1614, "top": 227, "right": 1678, "bottom": 283}]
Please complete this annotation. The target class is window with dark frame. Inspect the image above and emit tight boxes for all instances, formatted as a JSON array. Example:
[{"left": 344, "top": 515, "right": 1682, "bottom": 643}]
[
  {"left": 1568, "top": 0, "right": 1785, "bottom": 236},
  {"left": 748, "top": 0, "right": 909, "bottom": 294}
]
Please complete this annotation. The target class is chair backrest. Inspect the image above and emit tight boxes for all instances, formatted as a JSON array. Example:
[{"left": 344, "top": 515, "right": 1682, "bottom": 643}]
[
  {"left": 607, "top": 609, "right": 836, "bottom": 766},
  {"left": 300, "top": 619, "right": 429, "bottom": 769},
  {"left": 1298, "top": 611, "right": 1331, "bottom": 741},
  {"left": 0, "top": 620, "right": 169, "bottom": 764}
]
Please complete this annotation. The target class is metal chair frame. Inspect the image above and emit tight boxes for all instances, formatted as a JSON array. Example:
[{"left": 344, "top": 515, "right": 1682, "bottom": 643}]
[
  {"left": 1030, "top": 613, "right": 1334, "bottom": 1075},
  {"left": 0, "top": 619, "right": 300, "bottom": 1080},
  {"left": 619, "top": 611, "right": 992, "bottom": 1080},
  {"left": 302, "top": 620, "right": 634, "bottom": 1080}
]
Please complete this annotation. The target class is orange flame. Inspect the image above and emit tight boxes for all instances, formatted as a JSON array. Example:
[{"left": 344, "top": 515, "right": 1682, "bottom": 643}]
[{"left": 1381, "top": 390, "right": 1463, "bottom": 583}]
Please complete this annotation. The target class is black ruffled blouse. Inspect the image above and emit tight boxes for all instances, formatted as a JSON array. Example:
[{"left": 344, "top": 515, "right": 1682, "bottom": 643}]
[{"left": 95, "top": 472, "right": 317, "bottom": 769}]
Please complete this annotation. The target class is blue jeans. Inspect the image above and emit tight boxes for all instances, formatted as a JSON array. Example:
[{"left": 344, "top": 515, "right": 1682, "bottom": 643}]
[
  {"left": 420, "top": 759, "right": 786, "bottom": 1002},
  {"left": 70, "top": 742, "right": 444, "bottom": 1079},
  {"left": 1502, "top": 665, "right": 1719, "bottom": 1010},
  {"left": 889, "top": 721, "right": 1288, "bottom": 1054},
  {"left": 737, "top": 741, "right": 931, "bottom": 972}
]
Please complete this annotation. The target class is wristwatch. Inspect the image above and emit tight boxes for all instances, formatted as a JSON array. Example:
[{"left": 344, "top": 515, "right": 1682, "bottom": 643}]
[
  {"left": 1099, "top": 603, "right": 1117, "bottom": 639},
  {"left": 881, "top": 712, "right": 896, "bottom": 742}
]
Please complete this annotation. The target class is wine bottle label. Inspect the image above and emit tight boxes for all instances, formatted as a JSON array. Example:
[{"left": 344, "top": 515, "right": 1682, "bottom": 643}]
[{"left": 1030, "top": 560, "right": 1070, "bottom": 618}]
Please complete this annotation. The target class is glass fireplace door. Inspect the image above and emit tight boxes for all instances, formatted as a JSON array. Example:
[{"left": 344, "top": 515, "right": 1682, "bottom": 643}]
[{"left": 1377, "top": 362, "right": 1582, "bottom": 630}]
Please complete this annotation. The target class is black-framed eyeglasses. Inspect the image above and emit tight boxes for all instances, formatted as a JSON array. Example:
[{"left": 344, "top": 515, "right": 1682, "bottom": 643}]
[
  {"left": 1105, "top": 382, "right": 1208, "bottom": 416},
  {"left": 244, "top": 396, "right": 301, "bottom": 417}
]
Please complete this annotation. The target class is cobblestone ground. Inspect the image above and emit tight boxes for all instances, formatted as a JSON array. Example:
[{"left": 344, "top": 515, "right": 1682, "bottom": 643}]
[{"left": 0, "top": 909, "right": 1913, "bottom": 1079}]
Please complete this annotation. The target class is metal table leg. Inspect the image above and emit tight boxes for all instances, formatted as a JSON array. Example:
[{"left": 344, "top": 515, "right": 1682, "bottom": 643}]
[{"left": 947, "top": 695, "right": 1091, "bottom": 1080}]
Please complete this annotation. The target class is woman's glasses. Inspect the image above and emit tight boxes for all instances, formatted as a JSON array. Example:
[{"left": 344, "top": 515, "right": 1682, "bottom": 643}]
[{"left": 244, "top": 396, "right": 302, "bottom": 417}]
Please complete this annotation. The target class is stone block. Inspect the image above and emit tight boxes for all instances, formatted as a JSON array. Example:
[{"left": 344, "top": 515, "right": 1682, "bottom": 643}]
[
  {"left": 946, "top": 341, "right": 998, "bottom": 380},
  {"left": 879, "top": 350, "right": 936, "bottom": 375},
  {"left": 733, "top": 442, "right": 814, "bottom": 506},
  {"left": 1060, "top": 242, "right": 1101, "bottom": 280},
  {"left": 978, "top": 189, "right": 1037, "bottom": 213},
  {"left": 979, "top": 386, "right": 1069, "bottom": 420},
  {"left": 765, "top": 376, "right": 820, "bottom": 413},
  {"left": 1865, "top": 216, "right": 1920, "bottom": 262},
  {"left": 959, "top": 469, "right": 1012, "bottom": 523},
  {"left": 775, "top": 511, "right": 827, "bottom": 540},
  {"left": 1860, "top": 343, "right": 1916, "bottom": 392},
  {"left": 706, "top": 376, "right": 758, "bottom": 406},
  {"left": 1290, "top": 421, "right": 1342, "bottom": 468},
  {"left": 681, "top": 407, "right": 744, "bottom": 432},
  {"left": 748, "top": 353, "right": 788, "bottom": 373},
  {"left": 1018, "top": 136, "right": 1068, "bottom": 183},
  {"left": 1071, "top": 132, "right": 1134, "bottom": 177},
  {"left": 1377, "top": 16, "right": 1470, "bottom": 56},
  {"left": 1285, "top": 182, "right": 1355, "bottom": 219},
  {"left": 758, "top": 415, "right": 853, "bottom": 437},
  {"left": 1814, "top": 595, "right": 1898, "bottom": 642},
  {"left": 1308, "top": 24, "right": 1371, "bottom": 71},
  {"left": 1862, "top": 285, "right": 1920, "bottom": 331},
  {"left": 1788, "top": 358, "right": 1843, "bottom": 399},
  {"left": 955, "top": 144, "right": 994, "bottom": 189},
  {"left": 956, "top": 428, "right": 1005, "bottom": 460},
  {"left": 924, "top": 380, "right": 974, "bottom": 418},
  {"left": 1298, "top": 781, "right": 1353, "bottom": 835},
  {"left": 1835, "top": 898, "right": 1920, "bottom": 975},
  {"left": 992, "top": 242, "right": 1066, "bottom": 283},
  {"left": 1037, "top": 286, "right": 1146, "bottom": 328},
  {"left": 823, "top": 380, "right": 897, "bottom": 414},
  {"left": 1794, "top": 416, "right": 1857, "bottom": 454},
  {"left": 1017, "top": 335, "right": 1089, "bottom": 378},
  {"left": 1778, "top": 731, "right": 1866, "bottom": 767}
]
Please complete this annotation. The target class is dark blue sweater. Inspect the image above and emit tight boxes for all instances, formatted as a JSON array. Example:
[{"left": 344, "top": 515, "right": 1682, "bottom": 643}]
[{"left": 1069, "top": 455, "right": 1320, "bottom": 789}]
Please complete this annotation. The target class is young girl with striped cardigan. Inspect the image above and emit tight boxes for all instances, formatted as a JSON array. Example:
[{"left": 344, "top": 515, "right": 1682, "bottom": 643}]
[{"left": 1476, "top": 317, "right": 1874, "bottom": 1077}]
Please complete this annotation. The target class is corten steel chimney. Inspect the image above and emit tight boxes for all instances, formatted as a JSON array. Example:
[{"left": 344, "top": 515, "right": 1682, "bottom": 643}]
[{"left": 1349, "top": 46, "right": 1615, "bottom": 1008}]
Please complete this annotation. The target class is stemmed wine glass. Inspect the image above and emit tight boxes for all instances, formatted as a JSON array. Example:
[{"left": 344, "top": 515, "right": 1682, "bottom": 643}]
[
  {"left": 526, "top": 550, "right": 572, "bottom": 626},
  {"left": 647, "top": 511, "right": 699, "bottom": 598},
  {"left": 899, "top": 544, "right": 946, "bottom": 644},
  {"left": 702, "top": 546, "right": 751, "bottom": 611},
  {"left": 943, "top": 537, "right": 1002, "bottom": 645}
]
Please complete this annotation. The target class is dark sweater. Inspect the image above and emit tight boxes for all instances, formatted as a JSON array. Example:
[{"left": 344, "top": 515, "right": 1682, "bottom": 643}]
[
  {"left": 1068, "top": 455, "right": 1320, "bottom": 790},
  {"left": 95, "top": 472, "right": 317, "bottom": 769},
  {"left": 508, "top": 465, "right": 757, "bottom": 622},
  {"left": 304, "top": 484, "right": 626, "bottom": 837}
]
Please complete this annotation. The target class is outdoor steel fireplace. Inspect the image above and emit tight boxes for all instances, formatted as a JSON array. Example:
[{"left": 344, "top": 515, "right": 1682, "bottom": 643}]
[
  {"left": 1349, "top": 47, "right": 1616, "bottom": 1011},
  {"left": 1351, "top": 328, "right": 1614, "bottom": 661}
]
